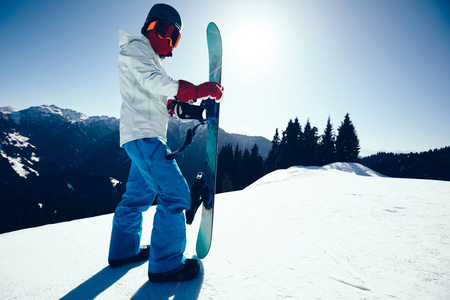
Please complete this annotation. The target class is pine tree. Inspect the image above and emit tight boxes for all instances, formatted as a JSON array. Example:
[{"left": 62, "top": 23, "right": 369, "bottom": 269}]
[
  {"left": 217, "top": 143, "right": 234, "bottom": 193},
  {"left": 278, "top": 118, "right": 302, "bottom": 168},
  {"left": 264, "top": 128, "right": 281, "bottom": 173},
  {"left": 218, "top": 143, "right": 265, "bottom": 192},
  {"left": 248, "top": 144, "right": 264, "bottom": 186},
  {"left": 302, "top": 119, "right": 318, "bottom": 166},
  {"left": 336, "top": 113, "right": 360, "bottom": 162},
  {"left": 318, "top": 116, "right": 336, "bottom": 165},
  {"left": 242, "top": 148, "right": 251, "bottom": 187},
  {"left": 232, "top": 144, "right": 245, "bottom": 190},
  {"left": 292, "top": 118, "right": 303, "bottom": 166}
]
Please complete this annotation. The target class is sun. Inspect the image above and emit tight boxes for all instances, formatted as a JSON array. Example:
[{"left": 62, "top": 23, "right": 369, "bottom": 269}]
[{"left": 226, "top": 19, "right": 277, "bottom": 71}]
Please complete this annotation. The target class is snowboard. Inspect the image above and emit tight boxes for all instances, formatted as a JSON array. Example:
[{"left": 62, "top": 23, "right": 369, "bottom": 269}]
[{"left": 195, "top": 22, "right": 222, "bottom": 259}]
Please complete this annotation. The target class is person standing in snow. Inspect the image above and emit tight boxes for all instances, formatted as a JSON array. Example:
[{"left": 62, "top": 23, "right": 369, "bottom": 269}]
[{"left": 108, "top": 3, "right": 223, "bottom": 283}]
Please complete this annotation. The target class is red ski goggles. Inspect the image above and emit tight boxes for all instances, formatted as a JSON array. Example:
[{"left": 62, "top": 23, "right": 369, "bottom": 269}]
[{"left": 147, "top": 20, "right": 181, "bottom": 48}]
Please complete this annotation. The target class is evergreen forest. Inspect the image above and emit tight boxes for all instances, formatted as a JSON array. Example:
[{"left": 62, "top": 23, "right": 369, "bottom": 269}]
[
  {"left": 216, "top": 113, "right": 450, "bottom": 193},
  {"left": 217, "top": 113, "right": 361, "bottom": 193}
]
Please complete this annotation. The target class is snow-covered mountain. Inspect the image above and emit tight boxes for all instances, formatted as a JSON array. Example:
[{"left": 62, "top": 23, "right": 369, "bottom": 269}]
[
  {"left": 1, "top": 163, "right": 449, "bottom": 299},
  {"left": 1, "top": 104, "right": 89, "bottom": 124},
  {"left": 0, "top": 105, "right": 270, "bottom": 181},
  {"left": 0, "top": 105, "right": 271, "bottom": 233},
  {"left": 0, "top": 105, "right": 120, "bottom": 180}
]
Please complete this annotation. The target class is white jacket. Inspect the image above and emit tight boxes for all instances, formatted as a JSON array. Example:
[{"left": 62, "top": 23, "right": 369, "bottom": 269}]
[{"left": 118, "top": 30, "right": 179, "bottom": 147}]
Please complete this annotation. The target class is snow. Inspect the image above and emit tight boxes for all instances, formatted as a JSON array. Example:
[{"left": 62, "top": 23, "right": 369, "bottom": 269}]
[
  {"left": 0, "top": 163, "right": 449, "bottom": 299},
  {"left": 4, "top": 132, "right": 35, "bottom": 149},
  {"left": 30, "top": 152, "right": 40, "bottom": 162},
  {"left": 35, "top": 105, "right": 88, "bottom": 122},
  {"left": 0, "top": 106, "right": 20, "bottom": 114},
  {"left": 0, "top": 105, "right": 88, "bottom": 123},
  {"left": 110, "top": 177, "right": 121, "bottom": 187},
  {"left": 0, "top": 131, "right": 39, "bottom": 178},
  {"left": 1, "top": 106, "right": 24, "bottom": 124},
  {"left": 0, "top": 149, "right": 39, "bottom": 178},
  {"left": 1, "top": 105, "right": 118, "bottom": 128}
]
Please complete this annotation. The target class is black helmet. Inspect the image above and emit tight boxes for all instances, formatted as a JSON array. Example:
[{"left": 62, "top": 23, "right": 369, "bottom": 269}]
[{"left": 141, "top": 3, "right": 182, "bottom": 36}]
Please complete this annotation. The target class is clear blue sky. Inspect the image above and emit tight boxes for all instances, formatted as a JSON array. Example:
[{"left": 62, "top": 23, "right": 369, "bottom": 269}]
[{"left": 1, "top": 0, "right": 449, "bottom": 155}]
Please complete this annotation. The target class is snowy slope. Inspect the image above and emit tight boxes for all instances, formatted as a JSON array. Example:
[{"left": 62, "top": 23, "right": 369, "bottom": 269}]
[{"left": 1, "top": 163, "right": 449, "bottom": 299}]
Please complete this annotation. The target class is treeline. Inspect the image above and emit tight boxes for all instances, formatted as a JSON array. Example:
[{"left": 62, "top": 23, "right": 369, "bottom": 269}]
[
  {"left": 0, "top": 173, "right": 124, "bottom": 234},
  {"left": 216, "top": 113, "right": 360, "bottom": 193},
  {"left": 360, "top": 147, "right": 450, "bottom": 181},
  {"left": 217, "top": 144, "right": 264, "bottom": 193}
]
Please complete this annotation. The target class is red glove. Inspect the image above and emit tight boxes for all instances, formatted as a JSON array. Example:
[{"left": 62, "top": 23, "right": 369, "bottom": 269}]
[
  {"left": 197, "top": 82, "right": 224, "bottom": 102},
  {"left": 176, "top": 80, "right": 224, "bottom": 103},
  {"left": 176, "top": 80, "right": 197, "bottom": 103}
]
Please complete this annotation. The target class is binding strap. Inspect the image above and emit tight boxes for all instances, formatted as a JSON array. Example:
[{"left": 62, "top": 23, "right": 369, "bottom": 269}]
[{"left": 171, "top": 101, "right": 206, "bottom": 122}]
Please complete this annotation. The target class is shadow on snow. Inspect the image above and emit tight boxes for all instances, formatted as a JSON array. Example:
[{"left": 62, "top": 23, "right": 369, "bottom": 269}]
[{"left": 60, "top": 260, "right": 204, "bottom": 300}]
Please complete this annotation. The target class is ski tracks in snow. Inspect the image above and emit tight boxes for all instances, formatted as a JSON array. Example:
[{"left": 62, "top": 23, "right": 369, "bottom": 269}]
[
  {"left": 221, "top": 262, "right": 299, "bottom": 300},
  {"left": 300, "top": 230, "right": 374, "bottom": 295}
]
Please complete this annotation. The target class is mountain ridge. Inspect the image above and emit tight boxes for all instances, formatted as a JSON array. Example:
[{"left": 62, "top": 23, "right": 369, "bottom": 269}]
[
  {"left": 0, "top": 105, "right": 271, "bottom": 180},
  {"left": 0, "top": 104, "right": 271, "bottom": 233}
]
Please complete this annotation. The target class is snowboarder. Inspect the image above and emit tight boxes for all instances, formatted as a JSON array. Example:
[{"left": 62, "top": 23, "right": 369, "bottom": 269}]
[{"left": 108, "top": 3, "right": 223, "bottom": 283}]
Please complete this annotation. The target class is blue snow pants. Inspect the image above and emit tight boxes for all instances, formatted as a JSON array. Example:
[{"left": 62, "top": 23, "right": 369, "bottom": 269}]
[{"left": 108, "top": 138, "right": 191, "bottom": 273}]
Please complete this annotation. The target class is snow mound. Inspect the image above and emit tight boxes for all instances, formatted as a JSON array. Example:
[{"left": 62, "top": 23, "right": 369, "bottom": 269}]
[
  {"left": 324, "top": 162, "right": 386, "bottom": 177},
  {"left": 249, "top": 162, "right": 385, "bottom": 187}
]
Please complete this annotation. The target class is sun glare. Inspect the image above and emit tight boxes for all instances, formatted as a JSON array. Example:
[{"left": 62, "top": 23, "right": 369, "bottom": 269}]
[{"left": 227, "top": 20, "right": 276, "bottom": 71}]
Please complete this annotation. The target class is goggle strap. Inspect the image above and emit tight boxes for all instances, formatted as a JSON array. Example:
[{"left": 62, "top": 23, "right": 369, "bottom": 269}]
[{"left": 147, "top": 21, "right": 157, "bottom": 31}]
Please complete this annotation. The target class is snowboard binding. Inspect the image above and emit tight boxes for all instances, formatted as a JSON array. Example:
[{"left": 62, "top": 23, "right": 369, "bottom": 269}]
[
  {"left": 169, "top": 100, "right": 207, "bottom": 122},
  {"left": 165, "top": 98, "right": 217, "bottom": 160},
  {"left": 186, "top": 172, "right": 214, "bottom": 225}
]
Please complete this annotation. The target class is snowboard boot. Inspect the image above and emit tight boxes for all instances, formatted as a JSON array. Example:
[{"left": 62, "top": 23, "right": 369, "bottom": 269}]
[
  {"left": 148, "top": 258, "right": 200, "bottom": 283},
  {"left": 108, "top": 245, "right": 150, "bottom": 268}
]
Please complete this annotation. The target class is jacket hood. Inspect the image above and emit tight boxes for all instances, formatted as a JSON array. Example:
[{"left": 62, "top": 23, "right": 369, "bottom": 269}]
[
  {"left": 118, "top": 29, "right": 167, "bottom": 60},
  {"left": 118, "top": 30, "right": 148, "bottom": 49}
]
